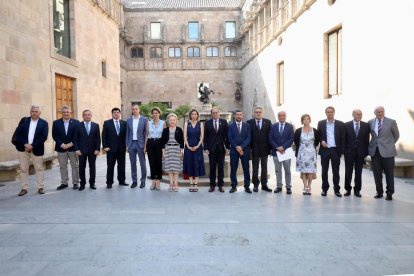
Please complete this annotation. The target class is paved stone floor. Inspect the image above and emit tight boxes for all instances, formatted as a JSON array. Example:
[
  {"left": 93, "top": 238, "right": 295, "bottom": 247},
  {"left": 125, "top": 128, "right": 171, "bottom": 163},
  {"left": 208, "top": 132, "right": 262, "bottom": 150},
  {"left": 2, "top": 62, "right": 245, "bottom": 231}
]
[{"left": 1, "top": 156, "right": 414, "bottom": 276}]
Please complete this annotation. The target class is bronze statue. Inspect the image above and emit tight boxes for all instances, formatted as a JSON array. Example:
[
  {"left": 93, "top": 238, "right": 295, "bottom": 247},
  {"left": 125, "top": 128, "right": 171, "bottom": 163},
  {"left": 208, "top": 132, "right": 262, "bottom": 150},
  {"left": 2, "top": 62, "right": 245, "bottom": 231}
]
[{"left": 198, "top": 82, "right": 215, "bottom": 104}]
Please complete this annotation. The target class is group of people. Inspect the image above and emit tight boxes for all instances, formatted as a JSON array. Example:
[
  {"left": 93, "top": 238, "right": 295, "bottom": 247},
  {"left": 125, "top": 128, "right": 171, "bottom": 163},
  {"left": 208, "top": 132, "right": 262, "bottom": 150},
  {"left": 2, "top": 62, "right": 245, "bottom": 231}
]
[{"left": 13, "top": 104, "right": 399, "bottom": 201}]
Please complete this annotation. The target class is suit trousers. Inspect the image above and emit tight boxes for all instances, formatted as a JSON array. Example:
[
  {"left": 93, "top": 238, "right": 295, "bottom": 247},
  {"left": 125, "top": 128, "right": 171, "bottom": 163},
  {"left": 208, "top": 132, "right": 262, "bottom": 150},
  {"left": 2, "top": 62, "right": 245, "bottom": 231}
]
[
  {"left": 208, "top": 151, "right": 225, "bottom": 187},
  {"left": 79, "top": 153, "right": 97, "bottom": 186},
  {"left": 252, "top": 154, "right": 269, "bottom": 187},
  {"left": 344, "top": 150, "right": 364, "bottom": 192},
  {"left": 372, "top": 148, "right": 395, "bottom": 195},
  {"left": 272, "top": 155, "right": 291, "bottom": 189},
  {"left": 106, "top": 150, "right": 126, "bottom": 184},
  {"left": 57, "top": 151, "right": 79, "bottom": 186},
  {"left": 128, "top": 141, "right": 147, "bottom": 183},
  {"left": 18, "top": 151, "right": 44, "bottom": 190},
  {"left": 230, "top": 151, "right": 250, "bottom": 188},
  {"left": 321, "top": 148, "right": 341, "bottom": 192}
]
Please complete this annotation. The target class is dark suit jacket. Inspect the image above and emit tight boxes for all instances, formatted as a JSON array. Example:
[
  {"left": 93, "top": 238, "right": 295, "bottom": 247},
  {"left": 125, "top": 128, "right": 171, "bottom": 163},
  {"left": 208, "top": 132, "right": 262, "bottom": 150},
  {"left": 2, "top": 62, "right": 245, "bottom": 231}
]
[
  {"left": 204, "top": 118, "right": 229, "bottom": 153},
  {"left": 228, "top": 121, "right": 251, "bottom": 154},
  {"left": 161, "top": 127, "right": 184, "bottom": 149},
  {"left": 268, "top": 122, "right": 294, "bottom": 156},
  {"left": 293, "top": 127, "right": 321, "bottom": 157},
  {"left": 344, "top": 120, "right": 370, "bottom": 158},
  {"left": 14, "top": 117, "right": 49, "bottom": 156},
  {"left": 317, "top": 119, "right": 345, "bottom": 155},
  {"left": 246, "top": 118, "right": 272, "bottom": 156},
  {"left": 52, "top": 118, "right": 79, "bottom": 152},
  {"left": 74, "top": 121, "right": 101, "bottom": 154},
  {"left": 102, "top": 119, "right": 127, "bottom": 153}
]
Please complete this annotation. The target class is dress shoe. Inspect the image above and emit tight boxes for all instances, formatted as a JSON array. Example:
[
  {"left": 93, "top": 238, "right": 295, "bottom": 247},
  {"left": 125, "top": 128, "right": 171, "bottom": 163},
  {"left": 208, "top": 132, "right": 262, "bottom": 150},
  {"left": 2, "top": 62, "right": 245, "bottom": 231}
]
[
  {"left": 119, "top": 182, "right": 129, "bottom": 186},
  {"left": 245, "top": 188, "right": 252, "bottom": 193},
  {"left": 73, "top": 184, "right": 79, "bottom": 190},
  {"left": 90, "top": 185, "right": 96, "bottom": 190},
  {"left": 385, "top": 194, "right": 393, "bottom": 201},
  {"left": 57, "top": 184, "right": 68, "bottom": 191},
  {"left": 274, "top": 187, "right": 282, "bottom": 193},
  {"left": 354, "top": 191, "right": 362, "bottom": 197},
  {"left": 262, "top": 186, "right": 272, "bottom": 192},
  {"left": 229, "top": 187, "right": 237, "bottom": 193},
  {"left": 321, "top": 191, "right": 327, "bottom": 196},
  {"left": 38, "top": 188, "right": 45, "bottom": 194},
  {"left": 140, "top": 182, "right": 145, "bottom": 188},
  {"left": 208, "top": 186, "right": 215, "bottom": 192},
  {"left": 131, "top": 182, "right": 137, "bottom": 188},
  {"left": 107, "top": 184, "right": 112, "bottom": 189},
  {"left": 286, "top": 188, "right": 292, "bottom": 195},
  {"left": 344, "top": 191, "right": 351, "bottom": 197},
  {"left": 253, "top": 187, "right": 259, "bottom": 192},
  {"left": 79, "top": 185, "right": 85, "bottom": 191},
  {"left": 218, "top": 187, "right": 225, "bottom": 193},
  {"left": 18, "top": 189, "right": 28, "bottom": 196},
  {"left": 335, "top": 192, "right": 342, "bottom": 197},
  {"left": 374, "top": 194, "right": 383, "bottom": 199}
]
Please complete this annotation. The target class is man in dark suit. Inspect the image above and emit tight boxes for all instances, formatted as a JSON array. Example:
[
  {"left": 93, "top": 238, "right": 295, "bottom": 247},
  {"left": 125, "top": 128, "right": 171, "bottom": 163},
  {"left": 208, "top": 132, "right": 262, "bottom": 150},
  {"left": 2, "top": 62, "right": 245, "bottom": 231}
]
[
  {"left": 75, "top": 110, "right": 101, "bottom": 191},
  {"left": 268, "top": 110, "right": 294, "bottom": 194},
  {"left": 52, "top": 105, "right": 80, "bottom": 191},
  {"left": 126, "top": 104, "right": 148, "bottom": 188},
  {"left": 343, "top": 109, "right": 370, "bottom": 197},
  {"left": 228, "top": 110, "right": 251, "bottom": 193},
  {"left": 102, "top": 107, "right": 128, "bottom": 189},
  {"left": 246, "top": 106, "right": 272, "bottom": 192},
  {"left": 204, "top": 107, "right": 229, "bottom": 192},
  {"left": 368, "top": 106, "right": 399, "bottom": 201},
  {"left": 317, "top": 106, "right": 345, "bottom": 197},
  {"left": 14, "top": 105, "right": 49, "bottom": 196}
]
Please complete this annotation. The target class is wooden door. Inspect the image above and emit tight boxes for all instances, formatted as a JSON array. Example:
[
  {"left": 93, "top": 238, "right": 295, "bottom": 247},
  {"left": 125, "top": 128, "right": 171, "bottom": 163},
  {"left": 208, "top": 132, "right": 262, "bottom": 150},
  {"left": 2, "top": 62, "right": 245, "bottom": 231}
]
[{"left": 55, "top": 74, "right": 74, "bottom": 119}]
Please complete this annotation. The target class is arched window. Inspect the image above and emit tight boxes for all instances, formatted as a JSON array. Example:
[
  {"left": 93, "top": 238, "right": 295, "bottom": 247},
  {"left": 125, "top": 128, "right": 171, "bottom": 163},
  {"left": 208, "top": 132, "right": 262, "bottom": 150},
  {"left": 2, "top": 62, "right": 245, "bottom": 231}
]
[{"left": 131, "top": 47, "right": 144, "bottom": 58}]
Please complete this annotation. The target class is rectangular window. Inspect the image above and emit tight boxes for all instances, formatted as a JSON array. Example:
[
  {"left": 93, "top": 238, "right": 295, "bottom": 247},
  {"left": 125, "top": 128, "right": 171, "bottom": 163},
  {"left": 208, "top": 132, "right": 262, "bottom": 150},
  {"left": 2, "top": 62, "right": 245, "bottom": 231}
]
[
  {"left": 168, "top": 47, "right": 181, "bottom": 58},
  {"left": 150, "top": 22, "right": 161, "bottom": 39},
  {"left": 326, "top": 27, "right": 342, "bottom": 97},
  {"left": 277, "top": 61, "right": 284, "bottom": 106},
  {"left": 188, "top": 22, "right": 199, "bottom": 40},
  {"left": 150, "top": 47, "right": 162, "bottom": 58},
  {"left": 224, "top": 46, "right": 237, "bottom": 57},
  {"left": 206, "top": 47, "right": 219, "bottom": 57},
  {"left": 225, "top": 21, "right": 236, "bottom": 39},
  {"left": 53, "top": 0, "right": 71, "bottom": 58},
  {"left": 102, "top": 61, "right": 106, "bottom": 78},
  {"left": 131, "top": 47, "right": 144, "bottom": 58},
  {"left": 187, "top": 47, "right": 200, "bottom": 57}
]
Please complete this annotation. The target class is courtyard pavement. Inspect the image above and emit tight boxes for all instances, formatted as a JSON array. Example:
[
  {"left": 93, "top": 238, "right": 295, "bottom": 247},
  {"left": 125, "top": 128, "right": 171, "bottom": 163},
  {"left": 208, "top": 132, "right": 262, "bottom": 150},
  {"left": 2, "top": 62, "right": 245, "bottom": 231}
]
[{"left": 1, "top": 155, "right": 414, "bottom": 276}]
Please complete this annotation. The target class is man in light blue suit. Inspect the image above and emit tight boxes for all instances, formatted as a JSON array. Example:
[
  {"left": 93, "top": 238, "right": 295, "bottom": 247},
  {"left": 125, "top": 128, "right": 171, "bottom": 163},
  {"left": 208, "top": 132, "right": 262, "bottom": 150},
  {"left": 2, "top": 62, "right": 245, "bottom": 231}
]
[
  {"left": 228, "top": 110, "right": 252, "bottom": 194},
  {"left": 269, "top": 111, "right": 295, "bottom": 194},
  {"left": 126, "top": 104, "right": 148, "bottom": 188}
]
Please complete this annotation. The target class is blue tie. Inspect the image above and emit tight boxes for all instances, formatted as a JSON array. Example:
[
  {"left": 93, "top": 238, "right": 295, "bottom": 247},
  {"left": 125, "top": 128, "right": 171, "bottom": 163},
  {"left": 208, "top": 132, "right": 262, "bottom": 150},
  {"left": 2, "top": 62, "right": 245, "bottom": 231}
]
[
  {"left": 86, "top": 122, "right": 90, "bottom": 135},
  {"left": 115, "top": 121, "right": 120, "bottom": 135}
]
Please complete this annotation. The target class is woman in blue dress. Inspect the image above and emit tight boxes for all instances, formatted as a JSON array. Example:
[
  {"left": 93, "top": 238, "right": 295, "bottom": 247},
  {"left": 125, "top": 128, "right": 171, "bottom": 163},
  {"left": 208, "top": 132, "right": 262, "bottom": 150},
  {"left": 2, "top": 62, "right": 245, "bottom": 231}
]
[{"left": 183, "top": 109, "right": 205, "bottom": 192}]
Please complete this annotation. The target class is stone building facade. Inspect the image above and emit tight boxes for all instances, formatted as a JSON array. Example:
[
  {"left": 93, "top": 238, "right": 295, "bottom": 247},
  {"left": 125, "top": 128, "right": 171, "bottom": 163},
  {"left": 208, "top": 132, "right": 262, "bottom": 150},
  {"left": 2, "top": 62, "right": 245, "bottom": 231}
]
[
  {"left": 239, "top": 0, "right": 414, "bottom": 159},
  {"left": 0, "top": 0, "right": 123, "bottom": 162},
  {"left": 120, "top": 1, "right": 243, "bottom": 118}
]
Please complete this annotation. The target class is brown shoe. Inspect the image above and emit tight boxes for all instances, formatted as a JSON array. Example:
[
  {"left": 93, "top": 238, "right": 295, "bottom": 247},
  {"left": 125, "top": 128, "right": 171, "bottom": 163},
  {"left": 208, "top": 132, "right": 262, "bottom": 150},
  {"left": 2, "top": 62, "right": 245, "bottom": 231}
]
[
  {"left": 38, "top": 188, "right": 45, "bottom": 194},
  {"left": 18, "top": 189, "right": 28, "bottom": 196}
]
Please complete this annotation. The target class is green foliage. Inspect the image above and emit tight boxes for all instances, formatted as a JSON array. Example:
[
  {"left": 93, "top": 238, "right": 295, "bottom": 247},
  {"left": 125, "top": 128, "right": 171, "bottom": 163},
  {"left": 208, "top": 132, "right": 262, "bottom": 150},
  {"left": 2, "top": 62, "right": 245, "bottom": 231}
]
[
  {"left": 172, "top": 104, "right": 191, "bottom": 120},
  {"left": 139, "top": 102, "right": 170, "bottom": 119}
]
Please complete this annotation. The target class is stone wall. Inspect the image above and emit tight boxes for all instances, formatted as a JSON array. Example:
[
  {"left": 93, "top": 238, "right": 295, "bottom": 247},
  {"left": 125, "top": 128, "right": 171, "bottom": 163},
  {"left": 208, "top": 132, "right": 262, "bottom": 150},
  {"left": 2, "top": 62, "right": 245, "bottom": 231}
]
[{"left": 0, "top": 0, "right": 122, "bottom": 162}]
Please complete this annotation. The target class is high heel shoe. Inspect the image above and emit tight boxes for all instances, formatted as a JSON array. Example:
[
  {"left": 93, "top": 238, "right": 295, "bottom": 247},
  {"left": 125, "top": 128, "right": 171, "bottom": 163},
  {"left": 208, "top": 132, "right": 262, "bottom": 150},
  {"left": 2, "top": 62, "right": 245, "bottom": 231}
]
[
  {"left": 303, "top": 188, "right": 307, "bottom": 195},
  {"left": 173, "top": 185, "right": 179, "bottom": 192},
  {"left": 307, "top": 187, "right": 312, "bottom": 195},
  {"left": 155, "top": 180, "right": 160, "bottom": 190},
  {"left": 189, "top": 184, "right": 194, "bottom": 192},
  {"left": 193, "top": 184, "right": 198, "bottom": 192},
  {"left": 168, "top": 185, "right": 173, "bottom": 192},
  {"left": 150, "top": 181, "right": 156, "bottom": 190}
]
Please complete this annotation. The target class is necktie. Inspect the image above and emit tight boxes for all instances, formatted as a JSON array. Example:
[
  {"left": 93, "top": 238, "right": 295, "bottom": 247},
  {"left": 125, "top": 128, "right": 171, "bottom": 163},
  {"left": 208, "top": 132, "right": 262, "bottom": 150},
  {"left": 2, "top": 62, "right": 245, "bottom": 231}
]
[
  {"left": 214, "top": 120, "right": 218, "bottom": 132},
  {"left": 279, "top": 123, "right": 284, "bottom": 134},
  {"left": 115, "top": 121, "right": 120, "bottom": 135},
  {"left": 86, "top": 122, "right": 90, "bottom": 135},
  {"left": 355, "top": 122, "right": 360, "bottom": 136},
  {"left": 237, "top": 123, "right": 241, "bottom": 134},
  {"left": 256, "top": 120, "right": 260, "bottom": 130},
  {"left": 378, "top": 119, "right": 382, "bottom": 135}
]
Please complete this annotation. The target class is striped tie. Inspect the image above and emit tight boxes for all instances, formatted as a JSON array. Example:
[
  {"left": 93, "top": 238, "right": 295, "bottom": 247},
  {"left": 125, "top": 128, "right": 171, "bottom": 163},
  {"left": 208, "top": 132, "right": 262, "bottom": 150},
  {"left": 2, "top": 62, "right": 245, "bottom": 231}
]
[{"left": 378, "top": 119, "right": 382, "bottom": 136}]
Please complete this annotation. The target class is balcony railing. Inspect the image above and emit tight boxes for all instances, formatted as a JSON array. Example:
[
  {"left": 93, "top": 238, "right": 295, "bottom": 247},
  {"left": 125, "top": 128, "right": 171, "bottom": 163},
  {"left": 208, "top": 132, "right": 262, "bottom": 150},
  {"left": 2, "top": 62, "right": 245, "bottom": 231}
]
[{"left": 91, "top": 0, "right": 122, "bottom": 25}]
